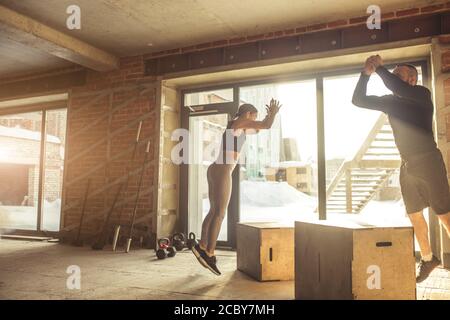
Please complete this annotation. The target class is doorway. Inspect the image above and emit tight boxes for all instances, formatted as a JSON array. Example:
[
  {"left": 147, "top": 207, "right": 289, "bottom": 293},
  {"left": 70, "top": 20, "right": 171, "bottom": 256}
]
[{"left": 181, "top": 87, "right": 238, "bottom": 247}]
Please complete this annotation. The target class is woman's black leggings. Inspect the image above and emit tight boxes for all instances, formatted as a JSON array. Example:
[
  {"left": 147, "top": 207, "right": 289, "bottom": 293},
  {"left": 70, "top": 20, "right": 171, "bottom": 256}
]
[{"left": 200, "top": 162, "right": 235, "bottom": 253}]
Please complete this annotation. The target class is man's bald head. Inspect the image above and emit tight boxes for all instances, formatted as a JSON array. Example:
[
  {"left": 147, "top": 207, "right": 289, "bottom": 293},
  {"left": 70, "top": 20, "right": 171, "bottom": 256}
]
[{"left": 393, "top": 64, "right": 418, "bottom": 86}]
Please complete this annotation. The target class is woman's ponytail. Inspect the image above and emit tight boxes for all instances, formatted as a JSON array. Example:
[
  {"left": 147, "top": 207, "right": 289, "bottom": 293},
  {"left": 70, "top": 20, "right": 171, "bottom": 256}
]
[{"left": 234, "top": 103, "right": 258, "bottom": 119}]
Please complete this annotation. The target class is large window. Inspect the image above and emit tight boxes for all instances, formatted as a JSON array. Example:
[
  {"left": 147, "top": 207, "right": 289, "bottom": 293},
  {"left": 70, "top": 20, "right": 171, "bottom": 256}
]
[
  {"left": 181, "top": 61, "right": 428, "bottom": 247},
  {"left": 239, "top": 80, "right": 318, "bottom": 224},
  {"left": 324, "top": 67, "right": 424, "bottom": 224},
  {"left": 0, "top": 107, "right": 67, "bottom": 232}
]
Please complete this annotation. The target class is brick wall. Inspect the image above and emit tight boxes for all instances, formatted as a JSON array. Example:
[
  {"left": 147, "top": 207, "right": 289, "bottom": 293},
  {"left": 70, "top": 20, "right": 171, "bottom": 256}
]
[
  {"left": 28, "top": 165, "right": 39, "bottom": 206},
  {"left": 44, "top": 165, "right": 61, "bottom": 202},
  {"left": 145, "top": 1, "right": 450, "bottom": 60},
  {"left": 46, "top": 111, "right": 67, "bottom": 145},
  {"left": 61, "top": 56, "right": 159, "bottom": 241}
]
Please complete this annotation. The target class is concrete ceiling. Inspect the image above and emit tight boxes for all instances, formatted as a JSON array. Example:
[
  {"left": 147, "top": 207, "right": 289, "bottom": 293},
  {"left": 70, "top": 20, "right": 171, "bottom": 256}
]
[
  {"left": 0, "top": 0, "right": 444, "bottom": 79},
  {"left": 0, "top": 33, "right": 74, "bottom": 80}
]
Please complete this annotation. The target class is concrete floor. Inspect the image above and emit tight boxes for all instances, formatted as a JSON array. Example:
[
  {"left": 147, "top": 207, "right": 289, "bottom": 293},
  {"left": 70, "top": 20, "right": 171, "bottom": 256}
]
[
  {"left": 0, "top": 239, "right": 449, "bottom": 300},
  {"left": 0, "top": 239, "right": 293, "bottom": 300}
]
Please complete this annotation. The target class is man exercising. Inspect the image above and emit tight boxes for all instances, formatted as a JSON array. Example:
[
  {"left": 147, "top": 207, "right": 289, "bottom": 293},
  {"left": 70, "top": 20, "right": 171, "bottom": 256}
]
[{"left": 352, "top": 55, "right": 450, "bottom": 282}]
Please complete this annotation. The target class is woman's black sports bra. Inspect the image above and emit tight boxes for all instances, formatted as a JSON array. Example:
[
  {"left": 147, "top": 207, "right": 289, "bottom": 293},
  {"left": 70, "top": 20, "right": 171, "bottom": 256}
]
[{"left": 221, "top": 120, "right": 246, "bottom": 153}]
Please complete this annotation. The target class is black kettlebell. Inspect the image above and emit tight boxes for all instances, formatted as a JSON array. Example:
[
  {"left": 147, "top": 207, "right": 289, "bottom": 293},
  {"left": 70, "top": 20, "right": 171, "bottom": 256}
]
[
  {"left": 172, "top": 233, "right": 186, "bottom": 251},
  {"left": 167, "top": 246, "right": 176, "bottom": 258},
  {"left": 156, "top": 238, "right": 176, "bottom": 259},
  {"left": 186, "top": 232, "right": 197, "bottom": 250}
]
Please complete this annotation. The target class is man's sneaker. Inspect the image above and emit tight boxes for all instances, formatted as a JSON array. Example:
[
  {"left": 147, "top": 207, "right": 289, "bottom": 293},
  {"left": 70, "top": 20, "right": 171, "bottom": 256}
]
[{"left": 416, "top": 256, "right": 439, "bottom": 283}]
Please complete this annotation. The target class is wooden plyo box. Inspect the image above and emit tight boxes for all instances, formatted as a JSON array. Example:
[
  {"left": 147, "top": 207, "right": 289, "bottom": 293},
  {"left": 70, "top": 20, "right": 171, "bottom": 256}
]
[
  {"left": 237, "top": 222, "right": 294, "bottom": 281},
  {"left": 295, "top": 218, "right": 416, "bottom": 300}
]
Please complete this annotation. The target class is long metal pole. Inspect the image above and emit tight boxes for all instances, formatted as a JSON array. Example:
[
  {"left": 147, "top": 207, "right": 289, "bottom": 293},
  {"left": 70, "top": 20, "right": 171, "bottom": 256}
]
[
  {"left": 125, "top": 141, "right": 150, "bottom": 253},
  {"left": 112, "top": 121, "right": 142, "bottom": 251}
]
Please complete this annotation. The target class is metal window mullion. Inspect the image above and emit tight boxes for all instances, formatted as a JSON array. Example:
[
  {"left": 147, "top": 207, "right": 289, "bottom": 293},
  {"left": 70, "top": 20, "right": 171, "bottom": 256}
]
[
  {"left": 228, "top": 85, "right": 240, "bottom": 248},
  {"left": 316, "top": 77, "right": 327, "bottom": 220},
  {"left": 36, "top": 110, "right": 47, "bottom": 231},
  {"left": 180, "top": 92, "right": 189, "bottom": 236}
]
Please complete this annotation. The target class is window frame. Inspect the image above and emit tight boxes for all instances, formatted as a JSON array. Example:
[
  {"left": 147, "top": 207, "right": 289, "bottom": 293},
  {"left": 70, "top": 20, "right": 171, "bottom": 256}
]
[
  {"left": 180, "top": 59, "right": 430, "bottom": 248},
  {"left": 0, "top": 102, "right": 68, "bottom": 237}
]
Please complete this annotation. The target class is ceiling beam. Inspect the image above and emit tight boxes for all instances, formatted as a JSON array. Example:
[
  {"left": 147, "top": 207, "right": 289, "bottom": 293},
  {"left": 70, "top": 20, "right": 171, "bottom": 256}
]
[
  {"left": 0, "top": 69, "right": 86, "bottom": 102},
  {"left": 0, "top": 5, "right": 119, "bottom": 72}
]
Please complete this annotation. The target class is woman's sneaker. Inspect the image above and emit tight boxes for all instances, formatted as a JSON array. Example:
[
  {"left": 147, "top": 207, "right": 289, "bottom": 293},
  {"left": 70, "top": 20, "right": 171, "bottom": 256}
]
[
  {"left": 202, "top": 254, "right": 221, "bottom": 276},
  {"left": 191, "top": 244, "right": 208, "bottom": 268},
  {"left": 191, "top": 244, "right": 221, "bottom": 276}
]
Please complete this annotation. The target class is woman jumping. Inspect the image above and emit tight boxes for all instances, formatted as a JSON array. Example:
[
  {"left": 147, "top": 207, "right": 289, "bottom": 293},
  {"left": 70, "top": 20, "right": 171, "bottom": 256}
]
[{"left": 192, "top": 98, "right": 282, "bottom": 275}]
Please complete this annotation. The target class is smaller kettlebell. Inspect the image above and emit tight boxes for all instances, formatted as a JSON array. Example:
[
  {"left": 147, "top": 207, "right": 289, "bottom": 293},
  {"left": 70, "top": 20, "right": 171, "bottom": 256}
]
[
  {"left": 186, "top": 232, "right": 197, "bottom": 250},
  {"left": 156, "top": 238, "right": 176, "bottom": 259},
  {"left": 172, "top": 233, "right": 186, "bottom": 251}
]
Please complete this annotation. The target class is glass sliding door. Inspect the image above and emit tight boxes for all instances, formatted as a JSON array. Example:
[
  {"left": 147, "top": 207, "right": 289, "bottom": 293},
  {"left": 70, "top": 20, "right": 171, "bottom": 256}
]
[
  {"left": 188, "top": 113, "right": 230, "bottom": 242},
  {"left": 0, "top": 107, "right": 67, "bottom": 233},
  {"left": 182, "top": 87, "right": 239, "bottom": 247},
  {"left": 0, "top": 111, "right": 42, "bottom": 230}
]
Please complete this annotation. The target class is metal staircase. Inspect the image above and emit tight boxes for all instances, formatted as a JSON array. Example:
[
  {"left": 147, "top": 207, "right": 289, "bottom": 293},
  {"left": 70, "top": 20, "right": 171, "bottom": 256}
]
[{"left": 325, "top": 114, "right": 401, "bottom": 213}]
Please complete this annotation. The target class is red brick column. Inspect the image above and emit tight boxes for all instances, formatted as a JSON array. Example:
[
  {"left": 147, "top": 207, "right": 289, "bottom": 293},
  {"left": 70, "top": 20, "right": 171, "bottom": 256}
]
[{"left": 61, "top": 56, "right": 159, "bottom": 242}]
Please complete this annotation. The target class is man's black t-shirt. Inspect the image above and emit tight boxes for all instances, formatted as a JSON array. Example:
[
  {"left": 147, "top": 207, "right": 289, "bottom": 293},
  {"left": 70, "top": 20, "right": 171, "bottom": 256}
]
[{"left": 352, "top": 66, "right": 437, "bottom": 159}]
